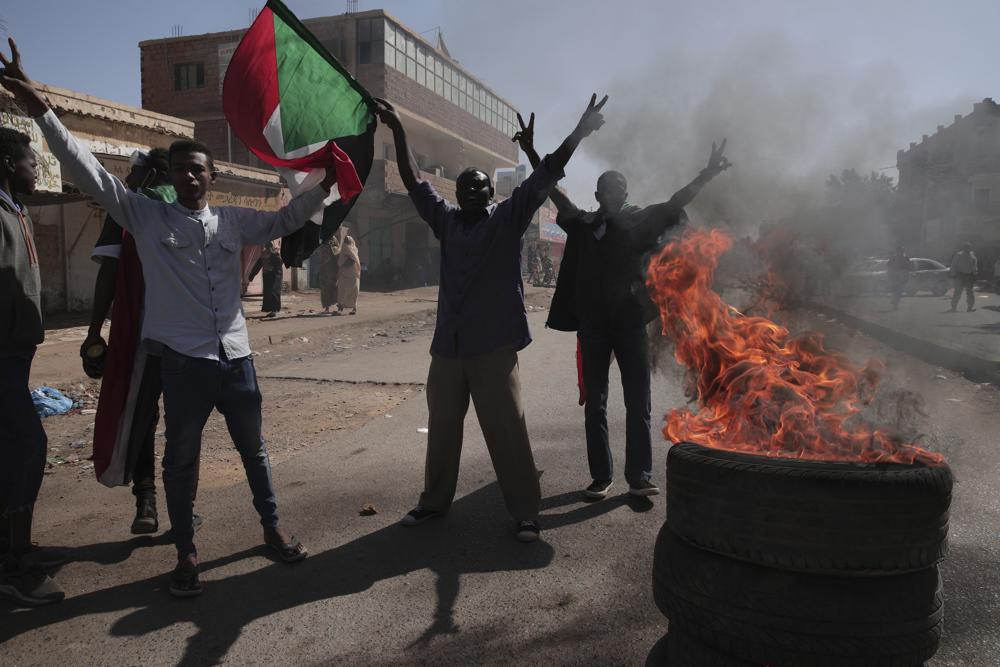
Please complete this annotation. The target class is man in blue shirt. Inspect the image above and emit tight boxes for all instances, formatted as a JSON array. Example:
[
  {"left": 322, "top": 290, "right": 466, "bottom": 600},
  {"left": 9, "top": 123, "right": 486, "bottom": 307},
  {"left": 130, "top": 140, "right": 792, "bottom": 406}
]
[{"left": 373, "top": 94, "right": 608, "bottom": 542}]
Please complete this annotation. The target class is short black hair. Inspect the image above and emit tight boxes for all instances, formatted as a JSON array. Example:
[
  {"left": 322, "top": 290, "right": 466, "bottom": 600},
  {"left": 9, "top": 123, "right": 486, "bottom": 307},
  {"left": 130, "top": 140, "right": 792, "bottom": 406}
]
[
  {"left": 169, "top": 139, "right": 215, "bottom": 171},
  {"left": 0, "top": 128, "right": 32, "bottom": 164},
  {"left": 596, "top": 170, "right": 627, "bottom": 191},
  {"left": 146, "top": 147, "right": 170, "bottom": 174}
]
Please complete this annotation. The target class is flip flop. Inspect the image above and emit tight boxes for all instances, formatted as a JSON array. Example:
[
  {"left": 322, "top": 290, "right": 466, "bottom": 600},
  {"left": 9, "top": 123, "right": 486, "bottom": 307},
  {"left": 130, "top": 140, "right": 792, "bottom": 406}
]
[{"left": 267, "top": 537, "right": 308, "bottom": 563}]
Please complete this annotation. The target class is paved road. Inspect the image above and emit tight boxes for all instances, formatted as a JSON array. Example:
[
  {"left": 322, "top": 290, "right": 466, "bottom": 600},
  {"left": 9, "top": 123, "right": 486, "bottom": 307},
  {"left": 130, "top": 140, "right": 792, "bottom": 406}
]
[{"left": 3, "top": 311, "right": 998, "bottom": 666}]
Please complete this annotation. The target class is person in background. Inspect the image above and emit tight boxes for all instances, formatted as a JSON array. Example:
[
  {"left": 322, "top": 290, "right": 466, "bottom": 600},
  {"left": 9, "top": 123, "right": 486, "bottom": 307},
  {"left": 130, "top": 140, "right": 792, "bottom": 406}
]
[
  {"left": 318, "top": 232, "right": 341, "bottom": 314},
  {"left": 0, "top": 126, "right": 65, "bottom": 607},
  {"left": 949, "top": 242, "right": 978, "bottom": 313},
  {"left": 261, "top": 242, "right": 283, "bottom": 318},
  {"left": 887, "top": 245, "right": 910, "bottom": 311},
  {"left": 337, "top": 234, "right": 361, "bottom": 315}
]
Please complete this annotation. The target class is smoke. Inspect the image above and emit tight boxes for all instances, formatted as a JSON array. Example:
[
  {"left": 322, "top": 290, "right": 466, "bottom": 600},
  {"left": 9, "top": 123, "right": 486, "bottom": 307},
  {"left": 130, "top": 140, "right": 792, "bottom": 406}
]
[{"left": 576, "top": 32, "right": 969, "bottom": 235}]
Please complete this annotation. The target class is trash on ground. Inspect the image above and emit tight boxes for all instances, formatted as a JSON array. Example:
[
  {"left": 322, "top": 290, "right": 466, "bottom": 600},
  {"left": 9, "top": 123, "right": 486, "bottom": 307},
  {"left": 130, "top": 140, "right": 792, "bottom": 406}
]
[
  {"left": 417, "top": 427, "right": 429, "bottom": 434},
  {"left": 360, "top": 503, "right": 378, "bottom": 516},
  {"left": 32, "top": 386, "right": 77, "bottom": 418}
]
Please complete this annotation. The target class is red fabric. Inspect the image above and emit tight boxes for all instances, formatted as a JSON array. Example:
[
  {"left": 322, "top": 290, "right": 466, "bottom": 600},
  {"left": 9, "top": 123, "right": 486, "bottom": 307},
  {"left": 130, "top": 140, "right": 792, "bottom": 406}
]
[
  {"left": 222, "top": 6, "right": 363, "bottom": 203},
  {"left": 92, "top": 230, "right": 143, "bottom": 482}
]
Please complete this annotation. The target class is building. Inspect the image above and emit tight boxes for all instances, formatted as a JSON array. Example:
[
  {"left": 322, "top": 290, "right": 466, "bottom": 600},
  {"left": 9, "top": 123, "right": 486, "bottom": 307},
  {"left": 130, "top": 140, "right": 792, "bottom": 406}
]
[
  {"left": 139, "top": 9, "right": 521, "bottom": 289},
  {"left": 896, "top": 97, "right": 1000, "bottom": 261},
  {"left": 1, "top": 83, "right": 286, "bottom": 314}
]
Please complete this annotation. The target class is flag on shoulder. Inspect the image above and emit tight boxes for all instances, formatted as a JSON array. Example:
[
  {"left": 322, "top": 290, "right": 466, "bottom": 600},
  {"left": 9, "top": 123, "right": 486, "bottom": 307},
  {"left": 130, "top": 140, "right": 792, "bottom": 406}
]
[{"left": 223, "top": 0, "right": 375, "bottom": 265}]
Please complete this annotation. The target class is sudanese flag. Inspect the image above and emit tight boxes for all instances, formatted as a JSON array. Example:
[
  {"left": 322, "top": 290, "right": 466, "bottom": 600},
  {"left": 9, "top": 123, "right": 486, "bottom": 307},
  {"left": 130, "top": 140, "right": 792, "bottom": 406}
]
[{"left": 223, "top": 0, "right": 376, "bottom": 265}]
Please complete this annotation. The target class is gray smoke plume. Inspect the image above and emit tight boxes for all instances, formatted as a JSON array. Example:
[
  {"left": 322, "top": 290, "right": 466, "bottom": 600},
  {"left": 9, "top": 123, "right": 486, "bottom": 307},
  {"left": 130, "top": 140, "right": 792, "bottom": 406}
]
[{"left": 576, "top": 33, "right": 969, "bottom": 235}]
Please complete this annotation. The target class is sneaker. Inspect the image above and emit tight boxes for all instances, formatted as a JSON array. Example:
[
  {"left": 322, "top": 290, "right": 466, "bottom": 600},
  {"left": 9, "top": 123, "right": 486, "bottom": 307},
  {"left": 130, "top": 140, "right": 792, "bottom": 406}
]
[
  {"left": 515, "top": 520, "right": 541, "bottom": 543},
  {"left": 0, "top": 561, "right": 65, "bottom": 606},
  {"left": 400, "top": 507, "right": 442, "bottom": 527},
  {"left": 131, "top": 497, "right": 159, "bottom": 535},
  {"left": 584, "top": 479, "right": 614, "bottom": 499},
  {"left": 628, "top": 480, "right": 661, "bottom": 497},
  {"left": 168, "top": 558, "right": 202, "bottom": 598}
]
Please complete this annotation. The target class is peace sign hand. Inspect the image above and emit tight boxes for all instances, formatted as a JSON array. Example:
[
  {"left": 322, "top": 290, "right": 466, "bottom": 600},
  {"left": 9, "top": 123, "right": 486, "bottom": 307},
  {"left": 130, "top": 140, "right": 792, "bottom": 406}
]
[
  {"left": 575, "top": 93, "right": 608, "bottom": 138},
  {"left": 511, "top": 111, "right": 535, "bottom": 152},
  {"left": 706, "top": 139, "right": 732, "bottom": 173}
]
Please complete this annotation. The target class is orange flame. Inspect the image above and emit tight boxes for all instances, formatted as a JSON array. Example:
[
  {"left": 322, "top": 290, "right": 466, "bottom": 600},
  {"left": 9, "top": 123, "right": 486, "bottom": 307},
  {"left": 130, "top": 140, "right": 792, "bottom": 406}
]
[{"left": 646, "top": 228, "right": 944, "bottom": 465}]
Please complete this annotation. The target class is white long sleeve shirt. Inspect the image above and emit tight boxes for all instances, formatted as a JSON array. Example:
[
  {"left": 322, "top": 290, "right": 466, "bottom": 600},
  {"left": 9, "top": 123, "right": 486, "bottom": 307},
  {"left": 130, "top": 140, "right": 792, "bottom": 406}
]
[{"left": 36, "top": 109, "right": 326, "bottom": 360}]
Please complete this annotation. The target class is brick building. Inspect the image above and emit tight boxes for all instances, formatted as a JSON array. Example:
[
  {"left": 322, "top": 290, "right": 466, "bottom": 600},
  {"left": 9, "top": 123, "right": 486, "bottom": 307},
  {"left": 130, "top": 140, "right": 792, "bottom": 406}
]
[
  {"left": 896, "top": 97, "right": 1000, "bottom": 262},
  {"left": 1, "top": 83, "right": 285, "bottom": 314},
  {"left": 139, "top": 9, "right": 523, "bottom": 289}
]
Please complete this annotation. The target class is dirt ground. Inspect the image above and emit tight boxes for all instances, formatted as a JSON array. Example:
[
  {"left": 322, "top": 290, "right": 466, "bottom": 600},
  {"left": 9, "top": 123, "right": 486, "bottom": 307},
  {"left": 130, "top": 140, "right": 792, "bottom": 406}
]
[{"left": 31, "top": 286, "right": 554, "bottom": 493}]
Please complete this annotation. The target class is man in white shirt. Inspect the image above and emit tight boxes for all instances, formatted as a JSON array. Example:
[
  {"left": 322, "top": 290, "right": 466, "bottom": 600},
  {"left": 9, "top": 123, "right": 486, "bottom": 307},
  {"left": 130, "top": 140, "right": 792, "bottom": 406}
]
[{"left": 2, "top": 38, "right": 329, "bottom": 597}]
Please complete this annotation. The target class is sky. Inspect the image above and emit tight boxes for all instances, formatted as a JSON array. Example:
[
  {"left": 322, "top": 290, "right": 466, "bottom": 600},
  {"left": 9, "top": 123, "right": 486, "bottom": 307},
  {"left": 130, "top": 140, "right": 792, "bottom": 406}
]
[{"left": 2, "top": 0, "right": 998, "bottom": 212}]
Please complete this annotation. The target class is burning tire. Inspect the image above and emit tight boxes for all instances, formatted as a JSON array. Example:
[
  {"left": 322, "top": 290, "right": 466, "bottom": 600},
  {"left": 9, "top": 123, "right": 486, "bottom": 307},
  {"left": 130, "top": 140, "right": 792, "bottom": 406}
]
[
  {"left": 653, "top": 526, "right": 942, "bottom": 667},
  {"left": 665, "top": 443, "right": 952, "bottom": 575}
]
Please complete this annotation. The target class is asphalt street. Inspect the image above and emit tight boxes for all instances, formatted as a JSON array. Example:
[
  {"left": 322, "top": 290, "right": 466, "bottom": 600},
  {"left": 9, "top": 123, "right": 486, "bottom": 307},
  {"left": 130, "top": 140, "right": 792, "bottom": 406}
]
[{"left": 2, "top": 310, "right": 998, "bottom": 666}]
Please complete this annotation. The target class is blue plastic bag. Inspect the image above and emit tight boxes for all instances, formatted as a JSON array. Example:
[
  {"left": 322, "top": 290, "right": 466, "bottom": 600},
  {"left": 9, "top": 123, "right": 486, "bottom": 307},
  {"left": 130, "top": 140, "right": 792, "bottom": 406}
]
[{"left": 31, "top": 386, "right": 77, "bottom": 418}]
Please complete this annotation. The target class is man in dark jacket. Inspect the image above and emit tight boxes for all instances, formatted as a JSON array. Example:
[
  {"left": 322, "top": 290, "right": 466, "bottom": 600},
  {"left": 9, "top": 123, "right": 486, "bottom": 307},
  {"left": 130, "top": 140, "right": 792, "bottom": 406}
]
[
  {"left": 514, "top": 112, "right": 730, "bottom": 499},
  {"left": 0, "top": 127, "right": 64, "bottom": 606}
]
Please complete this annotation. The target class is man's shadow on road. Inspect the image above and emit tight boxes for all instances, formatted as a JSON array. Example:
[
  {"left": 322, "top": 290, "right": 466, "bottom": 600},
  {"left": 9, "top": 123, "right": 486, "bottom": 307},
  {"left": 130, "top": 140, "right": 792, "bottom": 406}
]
[{"left": 0, "top": 481, "right": 635, "bottom": 665}]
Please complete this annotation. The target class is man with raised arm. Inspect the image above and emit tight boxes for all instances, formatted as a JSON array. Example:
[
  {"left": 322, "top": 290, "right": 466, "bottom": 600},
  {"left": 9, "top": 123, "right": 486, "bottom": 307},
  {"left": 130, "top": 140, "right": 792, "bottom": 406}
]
[
  {"left": 372, "top": 94, "right": 607, "bottom": 542},
  {"left": 514, "top": 111, "right": 730, "bottom": 502},
  {"left": 1, "top": 38, "right": 324, "bottom": 597}
]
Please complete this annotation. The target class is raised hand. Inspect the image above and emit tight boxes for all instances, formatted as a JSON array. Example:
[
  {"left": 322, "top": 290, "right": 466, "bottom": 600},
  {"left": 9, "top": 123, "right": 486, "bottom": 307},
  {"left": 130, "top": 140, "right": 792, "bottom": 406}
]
[
  {"left": 371, "top": 97, "right": 402, "bottom": 132},
  {"left": 574, "top": 93, "right": 608, "bottom": 138},
  {"left": 512, "top": 111, "right": 535, "bottom": 152},
  {"left": 706, "top": 139, "right": 732, "bottom": 173},
  {"left": 0, "top": 37, "right": 47, "bottom": 116}
]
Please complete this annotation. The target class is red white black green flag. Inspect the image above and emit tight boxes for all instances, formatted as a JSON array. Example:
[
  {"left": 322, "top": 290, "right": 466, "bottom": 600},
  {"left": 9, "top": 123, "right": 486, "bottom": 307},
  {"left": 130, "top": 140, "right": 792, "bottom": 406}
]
[{"left": 223, "top": 0, "right": 375, "bottom": 265}]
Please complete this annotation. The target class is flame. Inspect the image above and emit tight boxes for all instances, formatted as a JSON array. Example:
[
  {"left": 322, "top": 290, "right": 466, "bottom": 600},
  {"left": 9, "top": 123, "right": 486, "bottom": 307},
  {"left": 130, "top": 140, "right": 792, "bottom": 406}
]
[{"left": 646, "top": 228, "right": 943, "bottom": 465}]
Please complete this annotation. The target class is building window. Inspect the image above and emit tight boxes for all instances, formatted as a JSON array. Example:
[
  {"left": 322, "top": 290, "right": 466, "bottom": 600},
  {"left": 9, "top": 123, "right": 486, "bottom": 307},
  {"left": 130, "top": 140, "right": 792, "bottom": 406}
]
[
  {"left": 357, "top": 17, "right": 384, "bottom": 64},
  {"left": 974, "top": 188, "right": 990, "bottom": 212},
  {"left": 174, "top": 62, "right": 204, "bottom": 90}
]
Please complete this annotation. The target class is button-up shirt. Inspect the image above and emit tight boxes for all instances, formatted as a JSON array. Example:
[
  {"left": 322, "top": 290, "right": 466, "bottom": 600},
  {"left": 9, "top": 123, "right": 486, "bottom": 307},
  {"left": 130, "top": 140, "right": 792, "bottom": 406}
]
[
  {"left": 37, "top": 110, "right": 326, "bottom": 360},
  {"left": 410, "top": 159, "right": 563, "bottom": 358}
]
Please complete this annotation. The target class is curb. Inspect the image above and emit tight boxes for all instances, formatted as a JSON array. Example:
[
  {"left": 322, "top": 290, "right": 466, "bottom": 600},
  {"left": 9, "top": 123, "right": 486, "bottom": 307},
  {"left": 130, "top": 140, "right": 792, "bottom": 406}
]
[{"left": 805, "top": 300, "right": 1000, "bottom": 384}]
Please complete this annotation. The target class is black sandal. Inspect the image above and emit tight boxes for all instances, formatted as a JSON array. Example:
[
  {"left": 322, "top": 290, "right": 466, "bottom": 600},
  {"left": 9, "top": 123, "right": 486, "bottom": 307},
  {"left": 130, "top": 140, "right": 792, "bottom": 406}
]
[
  {"left": 266, "top": 536, "right": 308, "bottom": 563},
  {"left": 169, "top": 560, "right": 203, "bottom": 598}
]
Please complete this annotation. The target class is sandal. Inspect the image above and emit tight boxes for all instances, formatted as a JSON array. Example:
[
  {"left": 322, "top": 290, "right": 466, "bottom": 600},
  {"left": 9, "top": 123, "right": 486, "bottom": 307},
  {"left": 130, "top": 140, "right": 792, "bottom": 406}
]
[
  {"left": 169, "top": 560, "right": 203, "bottom": 598},
  {"left": 266, "top": 536, "right": 308, "bottom": 563}
]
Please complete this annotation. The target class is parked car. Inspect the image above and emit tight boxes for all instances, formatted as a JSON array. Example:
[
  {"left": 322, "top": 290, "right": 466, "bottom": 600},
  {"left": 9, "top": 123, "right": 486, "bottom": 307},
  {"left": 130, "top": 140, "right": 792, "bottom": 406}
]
[
  {"left": 838, "top": 257, "right": 950, "bottom": 296},
  {"left": 903, "top": 258, "right": 950, "bottom": 296}
]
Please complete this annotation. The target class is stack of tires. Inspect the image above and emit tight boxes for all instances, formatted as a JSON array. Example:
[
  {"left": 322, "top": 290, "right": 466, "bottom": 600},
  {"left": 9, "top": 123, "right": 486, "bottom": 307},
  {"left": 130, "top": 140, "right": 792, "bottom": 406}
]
[{"left": 649, "top": 442, "right": 953, "bottom": 667}]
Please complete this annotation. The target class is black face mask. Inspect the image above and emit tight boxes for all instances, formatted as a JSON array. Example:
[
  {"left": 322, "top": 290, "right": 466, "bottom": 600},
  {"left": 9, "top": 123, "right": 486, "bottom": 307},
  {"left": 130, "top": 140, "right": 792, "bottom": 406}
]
[{"left": 456, "top": 169, "right": 493, "bottom": 213}]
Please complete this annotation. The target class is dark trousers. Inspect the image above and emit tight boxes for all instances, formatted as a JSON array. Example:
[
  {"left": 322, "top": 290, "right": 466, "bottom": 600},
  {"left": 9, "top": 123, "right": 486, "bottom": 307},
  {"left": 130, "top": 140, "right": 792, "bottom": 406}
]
[
  {"left": 128, "top": 354, "right": 161, "bottom": 497},
  {"left": 160, "top": 347, "right": 278, "bottom": 558},
  {"left": 951, "top": 274, "right": 975, "bottom": 310},
  {"left": 262, "top": 270, "right": 282, "bottom": 312},
  {"left": 420, "top": 347, "right": 540, "bottom": 522},
  {"left": 0, "top": 350, "right": 47, "bottom": 513},
  {"left": 579, "top": 325, "right": 653, "bottom": 486}
]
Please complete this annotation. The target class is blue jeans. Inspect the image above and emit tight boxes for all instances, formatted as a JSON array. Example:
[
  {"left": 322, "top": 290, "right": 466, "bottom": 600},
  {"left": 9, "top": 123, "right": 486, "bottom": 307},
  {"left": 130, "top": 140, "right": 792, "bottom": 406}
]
[
  {"left": 0, "top": 350, "right": 47, "bottom": 512},
  {"left": 160, "top": 347, "right": 278, "bottom": 557},
  {"left": 579, "top": 325, "right": 653, "bottom": 486}
]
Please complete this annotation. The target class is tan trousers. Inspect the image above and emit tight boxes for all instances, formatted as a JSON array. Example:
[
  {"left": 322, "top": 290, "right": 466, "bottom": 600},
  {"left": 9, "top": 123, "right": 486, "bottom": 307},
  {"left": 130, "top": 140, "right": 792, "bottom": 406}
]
[{"left": 419, "top": 347, "right": 540, "bottom": 521}]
